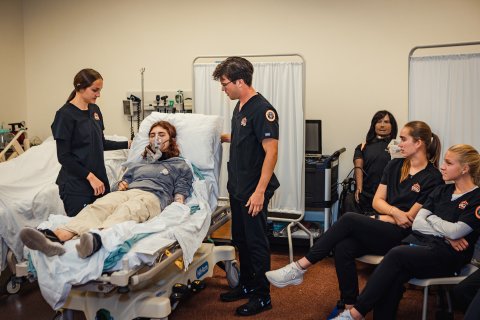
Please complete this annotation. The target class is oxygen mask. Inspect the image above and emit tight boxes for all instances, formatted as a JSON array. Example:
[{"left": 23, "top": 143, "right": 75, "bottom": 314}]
[
  {"left": 146, "top": 134, "right": 163, "bottom": 163},
  {"left": 152, "top": 134, "right": 162, "bottom": 150}
]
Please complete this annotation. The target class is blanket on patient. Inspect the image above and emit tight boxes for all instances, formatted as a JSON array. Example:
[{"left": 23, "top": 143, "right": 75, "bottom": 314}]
[
  {"left": 28, "top": 173, "right": 212, "bottom": 310},
  {"left": 0, "top": 137, "right": 127, "bottom": 272}
]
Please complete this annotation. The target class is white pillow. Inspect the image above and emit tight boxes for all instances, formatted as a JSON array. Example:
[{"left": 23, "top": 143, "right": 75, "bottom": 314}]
[{"left": 126, "top": 112, "right": 223, "bottom": 170}]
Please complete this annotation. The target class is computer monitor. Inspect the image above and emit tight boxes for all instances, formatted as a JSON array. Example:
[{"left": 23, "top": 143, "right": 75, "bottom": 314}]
[{"left": 305, "top": 120, "right": 322, "bottom": 155}]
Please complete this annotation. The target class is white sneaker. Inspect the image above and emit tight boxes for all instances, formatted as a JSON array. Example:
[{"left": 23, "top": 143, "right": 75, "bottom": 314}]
[
  {"left": 331, "top": 310, "right": 353, "bottom": 319},
  {"left": 332, "top": 309, "right": 364, "bottom": 320},
  {"left": 265, "top": 262, "right": 306, "bottom": 288}
]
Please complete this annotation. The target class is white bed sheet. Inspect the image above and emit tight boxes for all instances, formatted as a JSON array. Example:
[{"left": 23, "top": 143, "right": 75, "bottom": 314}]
[
  {"left": 30, "top": 166, "right": 212, "bottom": 310},
  {"left": 0, "top": 136, "right": 128, "bottom": 272}
]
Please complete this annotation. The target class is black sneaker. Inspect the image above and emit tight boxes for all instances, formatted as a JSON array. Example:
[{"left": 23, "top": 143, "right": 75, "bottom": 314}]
[
  {"left": 236, "top": 296, "right": 272, "bottom": 316},
  {"left": 220, "top": 285, "right": 254, "bottom": 302}
]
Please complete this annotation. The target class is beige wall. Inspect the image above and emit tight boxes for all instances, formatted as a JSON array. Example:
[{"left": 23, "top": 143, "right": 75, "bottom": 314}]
[
  {"left": 0, "top": 0, "right": 26, "bottom": 128},
  {"left": 16, "top": 0, "right": 480, "bottom": 179}
]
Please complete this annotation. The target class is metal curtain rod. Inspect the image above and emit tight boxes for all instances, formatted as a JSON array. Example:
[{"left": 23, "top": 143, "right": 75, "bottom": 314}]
[
  {"left": 409, "top": 40, "right": 480, "bottom": 58},
  {"left": 407, "top": 40, "right": 480, "bottom": 119},
  {"left": 192, "top": 53, "right": 305, "bottom": 64},
  {"left": 191, "top": 53, "right": 306, "bottom": 114}
]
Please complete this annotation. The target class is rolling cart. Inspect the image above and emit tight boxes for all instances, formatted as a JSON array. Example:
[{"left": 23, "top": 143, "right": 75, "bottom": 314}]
[{"left": 305, "top": 147, "right": 346, "bottom": 232}]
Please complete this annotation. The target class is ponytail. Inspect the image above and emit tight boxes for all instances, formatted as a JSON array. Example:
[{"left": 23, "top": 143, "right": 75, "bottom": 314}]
[
  {"left": 66, "top": 89, "right": 76, "bottom": 103},
  {"left": 427, "top": 133, "right": 441, "bottom": 168}
]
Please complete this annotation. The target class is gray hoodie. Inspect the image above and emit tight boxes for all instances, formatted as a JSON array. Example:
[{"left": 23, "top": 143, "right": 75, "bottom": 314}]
[{"left": 119, "top": 157, "right": 193, "bottom": 210}]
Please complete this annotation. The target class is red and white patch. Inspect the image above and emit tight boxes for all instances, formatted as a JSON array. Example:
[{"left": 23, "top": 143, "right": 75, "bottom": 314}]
[
  {"left": 458, "top": 200, "right": 468, "bottom": 210},
  {"left": 411, "top": 183, "right": 421, "bottom": 193},
  {"left": 93, "top": 112, "right": 100, "bottom": 120},
  {"left": 241, "top": 117, "right": 247, "bottom": 126},
  {"left": 475, "top": 206, "right": 480, "bottom": 220},
  {"left": 265, "top": 110, "right": 276, "bottom": 122}
]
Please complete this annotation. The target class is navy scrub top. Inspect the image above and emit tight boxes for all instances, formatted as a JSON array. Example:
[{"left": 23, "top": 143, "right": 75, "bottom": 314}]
[
  {"left": 227, "top": 93, "right": 280, "bottom": 201},
  {"left": 51, "top": 103, "right": 112, "bottom": 196}
]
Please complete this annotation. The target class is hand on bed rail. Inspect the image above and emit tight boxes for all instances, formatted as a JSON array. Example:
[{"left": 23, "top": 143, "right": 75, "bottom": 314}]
[{"left": 87, "top": 172, "right": 105, "bottom": 196}]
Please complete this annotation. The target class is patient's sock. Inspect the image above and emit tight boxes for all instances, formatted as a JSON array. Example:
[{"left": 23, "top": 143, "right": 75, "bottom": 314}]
[
  {"left": 20, "top": 227, "right": 66, "bottom": 257},
  {"left": 76, "top": 232, "right": 103, "bottom": 259}
]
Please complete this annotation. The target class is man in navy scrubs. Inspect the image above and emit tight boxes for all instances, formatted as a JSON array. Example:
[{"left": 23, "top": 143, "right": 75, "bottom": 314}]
[{"left": 213, "top": 57, "right": 280, "bottom": 316}]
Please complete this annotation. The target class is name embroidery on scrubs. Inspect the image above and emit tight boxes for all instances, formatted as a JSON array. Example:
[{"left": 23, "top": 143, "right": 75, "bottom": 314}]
[
  {"left": 458, "top": 200, "right": 468, "bottom": 209},
  {"left": 93, "top": 112, "right": 100, "bottom": 120},
  {"left": 241, "top": 117, "right": 247, "bottom": 126},
  {"left": 265, "top": 110, "right": 276, "bottom": 122},
  {"left": 411, "top": 183, "right": 421, "bottom": 193}
]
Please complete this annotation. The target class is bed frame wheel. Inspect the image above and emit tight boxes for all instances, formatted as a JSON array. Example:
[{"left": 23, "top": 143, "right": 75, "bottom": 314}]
[
  {"left": 6, "top": 277, "right": 21, "bottom": 294},
  {"left": 190, "top": 279, "right": 206, "bottom": 292},
  {"left": 225, "top": 260, "right": 240, "bottom": 288},
  {"left": 51, "top": 309, "right": 74, "bottom": 320},
  {"left": 117, "top": 285, "right": 130, "bottom": 294}
]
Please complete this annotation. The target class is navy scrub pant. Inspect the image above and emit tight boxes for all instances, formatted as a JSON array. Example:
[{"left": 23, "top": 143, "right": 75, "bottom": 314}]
[
  {"left": 304, "top": 213, "right": 410, "bottom": 304},
  {"left": 230, "top": 194, "right": 272, "bottom": 299},
  {"left": 59, "top": 184, "right": 98, "bottom": 217},
  {"left": 354, "top": 244, "right": 461, "bottom": 319}
]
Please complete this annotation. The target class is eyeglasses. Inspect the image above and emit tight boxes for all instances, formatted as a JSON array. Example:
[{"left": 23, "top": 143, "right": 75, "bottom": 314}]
[{"left": 220, "top": 81, "right": 233, "bottom": 87}]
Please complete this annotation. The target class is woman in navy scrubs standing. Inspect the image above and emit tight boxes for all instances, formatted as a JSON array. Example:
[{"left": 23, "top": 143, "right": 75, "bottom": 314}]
[{"left": 51, "top": 69, "right": 128, "bottom": 217}]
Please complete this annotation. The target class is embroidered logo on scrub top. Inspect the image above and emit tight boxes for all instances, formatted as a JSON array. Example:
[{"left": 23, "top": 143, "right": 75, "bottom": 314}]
[
  {"left": 93, "top": 112, "right": 100, "bottom": 120},
  {"left": 266, "top": 110, "right": 276, "bottom": 122},
  {"left": 411, "top": 183, "right": 421, "bottom": 193},
  {"left": 458, "top": 200, "right": 468, "bottom": 209},
  {"left": 475, "top": 206, "right": 480, "bottom": 220},
  {"left": 241, "top": 117, "right": 247, "bottom": 126},
  {"left": 161, "top": 168, "right": 169, "bottom": 175}
]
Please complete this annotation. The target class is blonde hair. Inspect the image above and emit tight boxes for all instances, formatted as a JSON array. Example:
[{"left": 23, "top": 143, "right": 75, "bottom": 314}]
[{"left": 448, "top": 144, "right": 480, "bottom": 186}]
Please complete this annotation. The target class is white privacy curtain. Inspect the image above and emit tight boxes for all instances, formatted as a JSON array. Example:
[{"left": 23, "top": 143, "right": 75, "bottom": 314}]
[
  {"left": 409, "top": 53, "right": 480, "bottom": 154},
  {"left": 194, "top": 61, "right": 304, "bottom": 214}
]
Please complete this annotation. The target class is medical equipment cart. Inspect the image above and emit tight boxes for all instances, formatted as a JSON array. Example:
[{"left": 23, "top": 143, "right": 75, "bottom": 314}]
[{"left": 304, "top": 147, "right": 346, "bottom": 231}]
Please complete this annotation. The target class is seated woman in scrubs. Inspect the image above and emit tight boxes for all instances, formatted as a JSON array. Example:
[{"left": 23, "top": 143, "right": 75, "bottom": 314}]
[
  {"left": 333, "top": 144, "right": 480, "bottom": 320},
  {"left": 20, "top": 121, "right": 193, "bottom": 258},
  {"left": 266, "top": 121, "right": 443, "bottom": 314}
]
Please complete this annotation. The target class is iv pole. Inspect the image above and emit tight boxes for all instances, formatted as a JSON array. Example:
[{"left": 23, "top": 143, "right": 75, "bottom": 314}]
[{"left": 140, "top": 67, "right": 145, "bottom": 121}]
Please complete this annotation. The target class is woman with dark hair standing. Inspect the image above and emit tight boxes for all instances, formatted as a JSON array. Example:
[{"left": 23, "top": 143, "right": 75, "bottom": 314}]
[
  {"left": 51, "top": 69, "right": 128, "bottom": 217},
  {"left": 353, "top": 110, "right": 398, "bottom": 214}
]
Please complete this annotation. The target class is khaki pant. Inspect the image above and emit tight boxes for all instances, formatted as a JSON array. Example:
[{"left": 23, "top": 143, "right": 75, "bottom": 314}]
[{"left": 61, "top": 189, "right": 161, "bottom": 235}]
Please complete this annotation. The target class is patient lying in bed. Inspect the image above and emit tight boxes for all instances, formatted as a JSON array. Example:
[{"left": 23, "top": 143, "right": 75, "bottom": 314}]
[{"left": 20, "top": 120, "right": 193, "bottom": 258}]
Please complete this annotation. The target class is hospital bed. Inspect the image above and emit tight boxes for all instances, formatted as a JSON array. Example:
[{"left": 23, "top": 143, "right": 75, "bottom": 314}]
[
  {"left": 14, "top": 112, "right": 239, "bottom": 320},
  {"left": 0, "top": 135, "right": 127, "bottom": 294}
]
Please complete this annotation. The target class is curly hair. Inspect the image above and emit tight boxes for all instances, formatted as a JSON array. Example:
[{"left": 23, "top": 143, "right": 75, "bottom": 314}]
[{"left": 142, "top": 121, "right": 180, "bottom": 159}]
